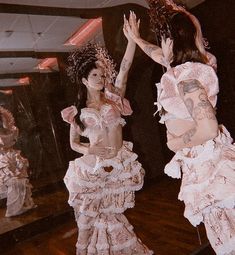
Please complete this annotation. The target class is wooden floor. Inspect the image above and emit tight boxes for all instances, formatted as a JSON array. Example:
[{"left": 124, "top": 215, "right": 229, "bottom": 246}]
[{"left": 2, "top": 176, "right": 216, "bottom": 255}]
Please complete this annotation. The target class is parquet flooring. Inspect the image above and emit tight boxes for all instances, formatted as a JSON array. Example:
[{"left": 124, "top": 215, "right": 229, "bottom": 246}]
[{"left": 2, "top": 176, "right": 215, "bottom": 255}]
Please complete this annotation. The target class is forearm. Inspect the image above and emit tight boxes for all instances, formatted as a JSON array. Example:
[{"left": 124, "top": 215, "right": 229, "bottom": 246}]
[
  {"left": 69, "top": 125, "right": 89, "bottom": 155},
  {"left": 115, "top": 41, "right": 136, "bottom": 95},
  {"left": 133, "top": 37, "right": 164, "bottom": 64},
  {"left": 121, "top": 40, "right": 136, "bottom": 69},
  {"left": 167, "top": 123, "right": 218, "bottom": 152}
]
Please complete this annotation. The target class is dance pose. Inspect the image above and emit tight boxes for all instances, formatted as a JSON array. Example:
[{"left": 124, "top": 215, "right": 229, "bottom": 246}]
[
  {"left": 0, "top": 106, "right": 35, "bottom": 217},
  {"left": 126, "top": 1, "right": 235, "bottom": 254},
  {"left": 61, "top": 16, "right": 153, "bottom": 255}
]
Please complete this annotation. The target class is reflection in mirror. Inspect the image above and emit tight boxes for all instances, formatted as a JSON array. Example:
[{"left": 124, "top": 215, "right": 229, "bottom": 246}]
[
  {"left": 0, "top": 3, "right": 108, "bottom": 251},
  {"left": 0, "top": 106, "right": 35, "bottom": 217},
  {"left": 0, "top": 0, "right": 234, "bottom": 255}
]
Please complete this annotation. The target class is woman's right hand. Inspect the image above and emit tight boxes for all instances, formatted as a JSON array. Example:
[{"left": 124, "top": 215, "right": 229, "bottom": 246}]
[
  {"left": 61, "top": 106, "right": 78, "bottom": 124},
  {"left": 88, "top": 145, "right": 116, "bottom": 159}
]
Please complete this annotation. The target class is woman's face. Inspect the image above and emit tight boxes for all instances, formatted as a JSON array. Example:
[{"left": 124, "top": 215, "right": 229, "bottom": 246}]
[{"left": 82, "top": 67, "right": 105, "bottom": 91}]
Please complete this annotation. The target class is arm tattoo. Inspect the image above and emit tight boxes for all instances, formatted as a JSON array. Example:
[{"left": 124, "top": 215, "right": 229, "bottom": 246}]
[
  {"left": 141, "top": 40, "right": 159, "bottom": 57},
  {"left": 120, "top": 58, "right": 130, "bottom": 72},
  {"left": 182, "top": 127, "right": 197, "bottom": 144},
  {"left": 193, "top": 93, "right": 216, "bottom": 121}
]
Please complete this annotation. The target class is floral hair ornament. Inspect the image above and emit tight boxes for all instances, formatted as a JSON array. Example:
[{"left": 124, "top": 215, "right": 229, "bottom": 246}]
[
  {"left": 0, "top": 106, "right": 18, "bottom": 146},
  {"left": 94, "top": 44, "right": 117, "bottom": 86},
  {"left": 0, "top": 106, "right": 16, "bottom": 131},
  {"left": 147, "top": 0, "right": 209, "bottom": 56},
  {"left": 66, "top": 43, "right": 117, "bottom": 87}
]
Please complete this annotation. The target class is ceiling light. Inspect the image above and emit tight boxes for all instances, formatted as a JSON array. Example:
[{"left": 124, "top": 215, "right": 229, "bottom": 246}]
[
  {"left": 37, "top": 58, "right": 58, "bottom": 70},
  {"left": 64, "top": 18, "right": 102, "bottom": 46},
  {"left": 0, "top": 90, "right": 13, "bottom": 95},
  {"left": 18, "top": 77, "right": 30, "bottom": 85}
]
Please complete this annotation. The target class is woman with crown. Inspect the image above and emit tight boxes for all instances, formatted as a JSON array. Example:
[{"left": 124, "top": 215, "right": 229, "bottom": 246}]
[
  {"left": 125, "top": 1, "right": 235, "bottom": 254},
  {"left": 61, "top": 15, "right": 153, "bottom": 255}
]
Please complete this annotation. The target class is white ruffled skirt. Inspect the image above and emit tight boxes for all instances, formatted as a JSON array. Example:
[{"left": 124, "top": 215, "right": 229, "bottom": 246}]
[
  {"left": 0, "top": 150, "right": 35, "bottom": 217},
  {"left": 165, "top": 125, "right": 235, "bottom": 255},
  {"left": 64, "top": 141, "right": 153, "bottom": 255}
]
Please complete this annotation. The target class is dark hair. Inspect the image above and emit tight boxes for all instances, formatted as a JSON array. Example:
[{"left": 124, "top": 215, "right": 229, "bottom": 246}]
[
  {"left": 170, "top": 12, "right": 207, "bottom": 67},
  {"left": 0, "top": 114, "right": 3, "bottom": 128},
  {"left": 74, "top": 61, "right": 97, "bottom": 131},
  {"left": 66, "top": 44, "right": 99, "bottom": 131}
]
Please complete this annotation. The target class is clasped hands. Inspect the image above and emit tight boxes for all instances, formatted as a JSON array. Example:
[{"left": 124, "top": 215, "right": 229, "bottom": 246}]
[{"left": 88, "top": 142, "right": 117, "bottom": 159}]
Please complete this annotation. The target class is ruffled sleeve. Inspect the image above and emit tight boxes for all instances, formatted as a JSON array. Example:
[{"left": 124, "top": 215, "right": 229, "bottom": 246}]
[
  {"left": 61, "top": 105, "right": 78, "bottom": 124},
  {"left": 104, "top": 84, "right": 133, "bottom": 116},
  {"left": 158, "top": 62, "right": 219, "bottom": 121}
]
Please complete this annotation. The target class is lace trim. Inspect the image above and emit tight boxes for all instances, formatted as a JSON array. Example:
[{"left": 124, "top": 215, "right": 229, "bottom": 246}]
[
  {"left": 185, "top": 196, "right": 235, "bottom": 227},
  {"left": 70, "top": 166, "right": 143, "bottom": 191},
  {"left": 74, "top": 201, "right": 136, "bottom": 217},
  {"left": 215, "top": 235, "right": 235, "bottom": 255},
  {"left": 76, "top": 237, "right": 138, "bottom": 252},
  {"left": 77, "top": 219, "right": 134, "bottom": 231}
]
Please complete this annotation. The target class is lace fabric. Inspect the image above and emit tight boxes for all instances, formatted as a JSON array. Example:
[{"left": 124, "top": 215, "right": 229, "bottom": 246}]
[
  {"left": 164, "top": 125, "right": 235, "bottom": 254},
  {"left": 64, "top": 141, "right": 153, "bottom": 254},
  {"left": 0, "top": 148, "right": 35, "bottom": 217},
  {"left": 155, "top": 61, "right": 219, "bottom": 123}
]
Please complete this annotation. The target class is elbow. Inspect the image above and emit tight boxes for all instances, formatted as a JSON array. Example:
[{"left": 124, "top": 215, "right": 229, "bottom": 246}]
[
  {"left": 70, "top": 140, "right": 78, "bottom": 152},
  {"left": 200, "top": 122, "right": 219, "bottom": 143}
]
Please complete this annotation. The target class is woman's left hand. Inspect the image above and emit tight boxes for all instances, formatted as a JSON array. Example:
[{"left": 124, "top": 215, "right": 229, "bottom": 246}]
[{"left": 125, "top": 11, "right": 140, "bottom": 41}]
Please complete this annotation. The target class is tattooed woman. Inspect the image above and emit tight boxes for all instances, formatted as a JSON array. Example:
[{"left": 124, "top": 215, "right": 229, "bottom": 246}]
[
  {"left": 126, "top": 1, "right": 235, "bottom": 254},
  {"left": 61, "top": 15, "right": 153, "bottom": 255}
]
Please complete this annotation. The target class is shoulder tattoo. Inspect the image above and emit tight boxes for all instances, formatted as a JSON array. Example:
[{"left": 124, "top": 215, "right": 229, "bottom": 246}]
[
  {"left": 185, "top": 98, "right": 194, "bottom": 115},
  {"left": 193, "top": 92, "right": 216, "bottom": 121},
  {"left": 121, "top": 58, "right": 130, "bottom": 72},
  {"left": 182, "top": 127, "right": 197, "bottom": 144},
  {"left": 179, "top": 79, "right": 202, "bottom": 95}
]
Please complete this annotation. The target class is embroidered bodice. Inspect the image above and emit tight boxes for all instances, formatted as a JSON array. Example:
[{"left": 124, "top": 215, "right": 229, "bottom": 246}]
[
  {"left": 61, "top": 85, "right": 133, "bottom": 137},
  {"left": 155, "top": 62, "right": 219, "bottom": 124}
]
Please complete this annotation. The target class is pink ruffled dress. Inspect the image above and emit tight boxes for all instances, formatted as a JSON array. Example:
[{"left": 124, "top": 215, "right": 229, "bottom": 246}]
[
  {"left": 156, "top": 61, "right": 235, "bottom": 255},
  {"left": 0, "top": 148, "right": 35, "bottom": 217},
  {"left": 61, "top": 87, "right": 153, "bottom": 255}
]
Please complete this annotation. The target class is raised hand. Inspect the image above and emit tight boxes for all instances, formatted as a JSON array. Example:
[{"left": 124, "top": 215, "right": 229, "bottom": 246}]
[
  {"left": 123, "top": 14, "right": 132, "bottom": 42},
  {"left": 125, "top": 11, "right": 140, "bottom": 41}
]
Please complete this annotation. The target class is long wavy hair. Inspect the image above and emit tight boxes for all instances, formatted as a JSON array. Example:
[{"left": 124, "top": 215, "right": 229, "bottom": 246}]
[{"left": 169, "top": 12, "right": 207, "bottom": 67}]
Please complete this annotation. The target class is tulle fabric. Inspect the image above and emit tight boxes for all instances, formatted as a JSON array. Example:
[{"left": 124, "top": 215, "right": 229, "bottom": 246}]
[
  {"left": 64, "top": 141, "right": 153, "bottom": 255},
  {"left": 164, "top": 125, "right": 235, "bottom": 255}
]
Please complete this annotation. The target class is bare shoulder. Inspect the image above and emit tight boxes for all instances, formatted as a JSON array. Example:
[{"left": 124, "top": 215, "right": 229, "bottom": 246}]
[{"left": 178, "top": 79, "right": 203, "bottom": 96}]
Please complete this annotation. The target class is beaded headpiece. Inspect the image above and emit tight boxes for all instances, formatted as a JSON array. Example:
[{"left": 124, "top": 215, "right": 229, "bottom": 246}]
[
  {"left": 148, "top": 0, "right": 208, "bottom": 54},
  {"left": 66, "top": 43, "right": 117, "bottom": 86}
]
